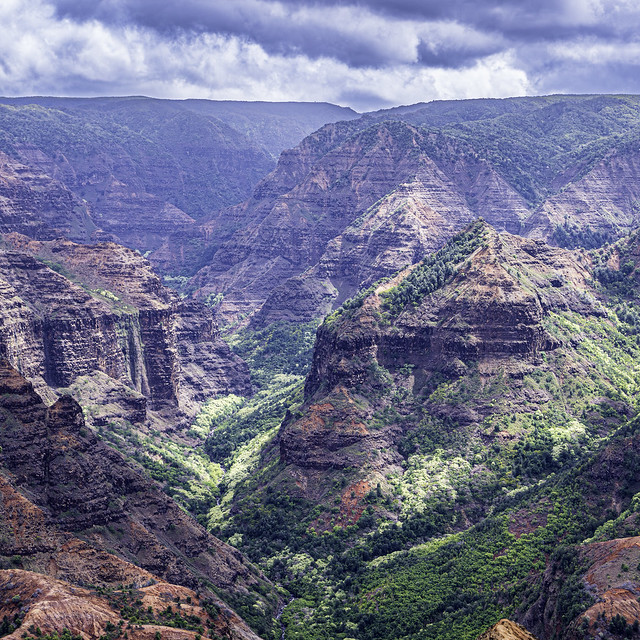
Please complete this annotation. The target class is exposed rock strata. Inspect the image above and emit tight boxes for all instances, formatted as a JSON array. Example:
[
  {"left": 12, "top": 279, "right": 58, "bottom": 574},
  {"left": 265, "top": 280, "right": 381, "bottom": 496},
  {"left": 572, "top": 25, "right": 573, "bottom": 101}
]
[
  {"left": 0, "top": 234, "right": 250, "bottom": 415},
  {"left": 476, "top": 620, "right": 539, "bottom": 640},
  {"left": 0, "top": 361, "right": 275, "bottom": 638},
  {"left": 0, "top": 569, "right": 260, "bottom": 640},
  {"left": 193, "top": 123, "right": 532, "bottom": 324},
  {"left": 191, "top": 98, "right": 640, "bottom": 328},
  {"left": 279, "top": 223, "right": 603, "bottom": 485},
  {"left": 526, "top": 147, "right": 640, "bottom": 243},
  {"left": 0, "top": 152, "right": 99, "bottom": 243}
]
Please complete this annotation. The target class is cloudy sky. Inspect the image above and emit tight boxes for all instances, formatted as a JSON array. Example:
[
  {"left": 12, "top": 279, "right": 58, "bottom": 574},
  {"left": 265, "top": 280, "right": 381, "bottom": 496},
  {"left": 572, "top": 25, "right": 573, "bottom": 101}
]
[{"left": 1, "top": 0, "right": 639, "bottom": 111}]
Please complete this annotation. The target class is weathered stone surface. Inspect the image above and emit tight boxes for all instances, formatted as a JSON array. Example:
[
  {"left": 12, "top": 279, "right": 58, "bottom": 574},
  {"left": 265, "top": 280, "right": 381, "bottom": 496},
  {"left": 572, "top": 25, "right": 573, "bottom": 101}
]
[
  {"left": 476, "top": 620, "right": 539, "bottom": 640},
  {"left": 0, "top": 152, "right": 99, "bottom": 243},
  {"left": 175, "top": 300, "right": 252, "bottom": 414},
  {"left": 0, "top": 235, "right": 250, "bottom": 417},
  {"left": 0, "top": 569, "right": 257, "bottom": 640},
  {"left": 280, "top": 224, "right": 602, "bottom": 482},
  {"left": 0, "top": 362, "right": 276, "bottom": 637},
  {"left": 526, "top": 147, "right": 640, "bottom": 243},
  {"left": 0, "top": 98, "right": 357, "bottom": 275},
  {"left": 192, "top": 123, "right": 532, "bottom": 325}
]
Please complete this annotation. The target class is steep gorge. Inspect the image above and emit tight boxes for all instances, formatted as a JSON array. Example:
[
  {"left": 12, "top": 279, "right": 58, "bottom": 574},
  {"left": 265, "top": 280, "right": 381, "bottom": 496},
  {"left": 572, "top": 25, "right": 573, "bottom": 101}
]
[
  {"left": 192, "top": 95, "right": 640, "bottom": 329},
  {"left": 0, "top": 361, "right": 277, "bottom": 639}
]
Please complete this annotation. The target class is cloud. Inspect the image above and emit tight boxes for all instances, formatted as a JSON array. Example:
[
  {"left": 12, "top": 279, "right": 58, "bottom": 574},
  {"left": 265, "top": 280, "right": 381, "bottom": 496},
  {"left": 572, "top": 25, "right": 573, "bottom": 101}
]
[
  {"left": 49, "top": 0, "right": 502, "bottom": 69},
  {"left": 0, "top": 0, "right": 639, "bottom": 110}
]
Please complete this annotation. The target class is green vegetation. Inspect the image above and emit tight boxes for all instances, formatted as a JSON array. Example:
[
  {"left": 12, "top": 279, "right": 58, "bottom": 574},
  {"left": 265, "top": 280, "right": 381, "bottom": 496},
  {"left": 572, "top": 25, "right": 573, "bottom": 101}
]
[
  {"left": 381, "top": 220, "right": 488, "bottom": 315},
  {"left": 0, "top": 613, "right": 22, "bottom": 638},
  {"left": 224, "top": 319, "right": 319, "bottom": 388},
  {"left": 22, "top": 629, "right": 82, "bottom": 640},
  {"left": 209, "top": 227, "right": 640, "bottom": 640},
  {"left": 409, "top": 95, "right": 640, "bottom": 205},
  {"left": 204, "top": 376, "right": 302, "bottom": 463},
  {"left": 91, "top": 584, "right": 210, "bottom": 634},
  {"left": 265, "top": 419, "right": 640, "bottom": 640},
  {"left": 553, "top": 220, "right": 612, "bottom": 249}
]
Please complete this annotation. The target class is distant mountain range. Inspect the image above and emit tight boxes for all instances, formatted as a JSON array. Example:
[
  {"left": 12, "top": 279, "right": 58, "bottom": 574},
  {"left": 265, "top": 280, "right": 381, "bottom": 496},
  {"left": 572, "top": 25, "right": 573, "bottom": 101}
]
[{"left": 0, "top": 96, "right": 357, "bottom": 271}]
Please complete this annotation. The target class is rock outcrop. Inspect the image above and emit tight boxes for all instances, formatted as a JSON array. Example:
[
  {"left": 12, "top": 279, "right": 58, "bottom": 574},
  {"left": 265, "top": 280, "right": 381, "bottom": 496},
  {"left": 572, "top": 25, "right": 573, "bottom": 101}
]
[
  {"left": 193, "top": 123, "right": 531, "bottom": 324},
  {"left": 0, "top": 361, "right": 276, "bottom": 638},
  {"left": 476, "top": 620, "right": 539, "bottom": 640},
  {"left": 0, "top": 569, "right": 259, "bottom": 640},
  {"left": 0, "top": 234, "right": 250, "bottom": 416},
  {"left": 277, "top": 221, "right": 606, "bottom": 489}
]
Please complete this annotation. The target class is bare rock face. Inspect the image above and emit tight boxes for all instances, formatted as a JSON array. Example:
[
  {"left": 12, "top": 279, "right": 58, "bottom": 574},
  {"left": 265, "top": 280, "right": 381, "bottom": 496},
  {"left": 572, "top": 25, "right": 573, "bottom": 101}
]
[
  {"left": 13, "top": 139, "right": 200, "bottom": 255},
  {"left": 0, "top": 98, "right": 358, "bottom": 276},
  {"left": 0, "top": 569, "right": 261, "bottom": 640},
  {"left": 526, "top": 146, "right": 640, "bottom": 244},
  {"left": 476, "top": 620, "right": 539, "bottom": 640},
  {"left": 0, "top": 152, "right": 100, "bottom": 243},
  {"left": 190, "top": 98, "right": 640, "bottom": 329},
  {"left": 0, "top": 99, "right": 279, "bottom": 266},
  {"left": 0, "top": 361, "right": 276, "bottom": 637},
  {"left": 175, "top": 300, "right": 252, "bottom": 414},
  {"left": 193, "top": 123, "right": 532, "bottom": 325},
  {"left": 0, "top": 235, "right": 250, "bottom": 416}
]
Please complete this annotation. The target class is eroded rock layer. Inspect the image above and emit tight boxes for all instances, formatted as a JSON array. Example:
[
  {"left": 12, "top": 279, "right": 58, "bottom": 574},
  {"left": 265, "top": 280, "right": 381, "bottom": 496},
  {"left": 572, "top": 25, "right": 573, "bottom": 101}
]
[
  {"left": 0, "top": 234, "right": 250, "bottom": 414},
  {"left": 0, "top": 361, "right": 276, "bottom": 639},
  {"left": 279, "top": 222, "right": 601, "bottom": 476}
]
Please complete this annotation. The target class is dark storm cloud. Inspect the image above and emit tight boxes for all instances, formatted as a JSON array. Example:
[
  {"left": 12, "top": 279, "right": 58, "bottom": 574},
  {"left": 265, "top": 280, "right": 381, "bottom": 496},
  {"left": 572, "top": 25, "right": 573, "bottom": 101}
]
[
  {"left": 3, "top": 0, "right": 640, "bottom": 111},
  {"left": 47, "top": 0, "right": 640, "bottom": 82},
  {"left": 51, "top": 0, "right": 635, "bottom": 52},
  {"left": 44, "top": 0, "right": 540, "bottom": 68},
  {"left": 50, "top": 0, "right": 503, "bottom": 70},
  {"left": 416, "top": 39, "right": 503, "bottom": 69},
  {"left": 51, "top": 0, "right": 400, "bottom": 68}
]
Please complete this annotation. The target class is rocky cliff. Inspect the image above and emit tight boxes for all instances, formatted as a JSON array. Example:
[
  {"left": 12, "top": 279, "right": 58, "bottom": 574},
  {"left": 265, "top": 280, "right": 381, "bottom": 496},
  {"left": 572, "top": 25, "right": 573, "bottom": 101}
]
[
  {"left": 278, "top": 221, "right": 604, "bottom": 479},
  {"left": 192, "top": 95, "right": 640, "bottom": 327},
  {"left": 0, "top": 98, "right": 357, "bottom": 275},
  {"left": 193, "top": 123, "right": 531, "bottom": 324},
  {"left": 0, "top": 152, "right": 99, "bottom": 243},
  {"left": 0, "top": 361, "right": 277, "bottom": 639},
  {"left": 526, "top": 144, "right": 640, "bottom": 246},
  {"left": 0, "top": 234, "right": 250, "bottom": 416}
]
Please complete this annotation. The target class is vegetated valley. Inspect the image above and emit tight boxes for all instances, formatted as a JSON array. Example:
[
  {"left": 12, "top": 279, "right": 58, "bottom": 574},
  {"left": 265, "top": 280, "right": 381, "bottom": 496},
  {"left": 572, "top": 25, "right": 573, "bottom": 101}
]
[{"left": 3, "top": 94, "right": 640, "bottom": 640}]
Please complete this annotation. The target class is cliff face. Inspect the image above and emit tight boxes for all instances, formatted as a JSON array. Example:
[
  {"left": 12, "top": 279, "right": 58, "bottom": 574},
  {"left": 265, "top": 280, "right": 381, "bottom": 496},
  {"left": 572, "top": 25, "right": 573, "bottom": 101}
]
[
  {"left": 0, "top": 99, "right": 273, "bottom": 237},
  {"left": 190, "top": 96, "right": 640, "bottom": 328},
  {"left": 193, "top": 123, "right": 531, "bottom": 324},
  {"left": 0, "top": 152, "right": 99, "bottom": 243},
  {"left": 526, "top": 146, "right": 640, "bottom": 245},
  {"left": 0, "top": 234, "right": 250, "bottom": 415},
  {"left": 0, "top": 98, "right": 356, "bottom": 275},
  {"left": 0, "top": 361, "right": 274, "bottom": 639}
]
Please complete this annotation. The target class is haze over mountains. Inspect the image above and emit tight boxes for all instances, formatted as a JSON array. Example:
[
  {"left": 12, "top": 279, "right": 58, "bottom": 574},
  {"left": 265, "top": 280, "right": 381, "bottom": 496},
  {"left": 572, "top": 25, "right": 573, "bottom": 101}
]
[{"left": 3, "top": 94, "right": 640, "bottom": 640}]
